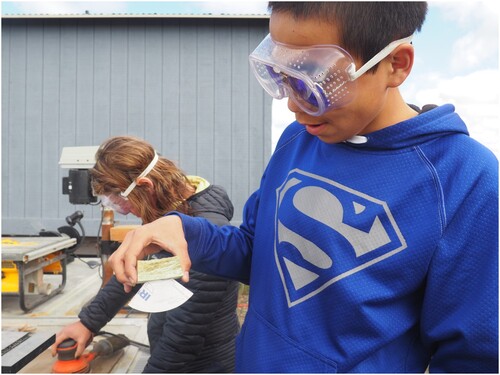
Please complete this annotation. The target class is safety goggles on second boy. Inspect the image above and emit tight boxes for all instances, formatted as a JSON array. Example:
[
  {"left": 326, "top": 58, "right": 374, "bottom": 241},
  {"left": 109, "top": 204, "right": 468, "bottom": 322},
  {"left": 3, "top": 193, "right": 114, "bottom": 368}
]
[
  {"left": 249, "top": 34, "right": 413, "bottom": 116},
  {"left": 98, "top": 151, "right": 159, "bottom": 215}
]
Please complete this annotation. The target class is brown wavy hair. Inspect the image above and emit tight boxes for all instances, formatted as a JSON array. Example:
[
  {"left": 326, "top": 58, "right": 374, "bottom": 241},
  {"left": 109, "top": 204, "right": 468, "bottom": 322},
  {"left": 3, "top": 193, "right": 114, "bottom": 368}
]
[{"left": 90, "top": 136, "right": 193, "bottom": 224}]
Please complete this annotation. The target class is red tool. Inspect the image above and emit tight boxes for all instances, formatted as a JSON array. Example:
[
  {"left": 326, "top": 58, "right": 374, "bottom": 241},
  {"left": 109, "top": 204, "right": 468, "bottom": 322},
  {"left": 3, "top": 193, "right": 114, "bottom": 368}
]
[{"left": 52, "top": 335, "right": 130, "bottom": 373}]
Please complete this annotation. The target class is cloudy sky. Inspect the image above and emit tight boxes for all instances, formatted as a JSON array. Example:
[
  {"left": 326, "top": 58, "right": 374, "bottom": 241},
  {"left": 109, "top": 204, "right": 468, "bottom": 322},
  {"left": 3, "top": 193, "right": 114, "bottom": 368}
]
[{"left": 2, "top": 1, "right": 499, "bottom": 156}]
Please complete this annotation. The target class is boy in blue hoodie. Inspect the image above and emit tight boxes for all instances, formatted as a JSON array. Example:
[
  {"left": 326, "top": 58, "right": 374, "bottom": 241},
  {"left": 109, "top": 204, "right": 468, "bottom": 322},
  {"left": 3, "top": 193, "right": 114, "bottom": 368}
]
[{"left": 109, "top": 2, "right": 498, "bottom": 372}]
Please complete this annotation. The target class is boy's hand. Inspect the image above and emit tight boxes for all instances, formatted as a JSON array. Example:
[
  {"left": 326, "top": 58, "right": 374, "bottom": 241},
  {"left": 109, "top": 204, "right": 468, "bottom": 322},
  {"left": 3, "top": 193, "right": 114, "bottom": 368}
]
[
  {"left": 108, "top": 215, "right": 191, "bottom": 292},
  {"left": 51, "top": 321, "right": 93, "bottom": 358}
]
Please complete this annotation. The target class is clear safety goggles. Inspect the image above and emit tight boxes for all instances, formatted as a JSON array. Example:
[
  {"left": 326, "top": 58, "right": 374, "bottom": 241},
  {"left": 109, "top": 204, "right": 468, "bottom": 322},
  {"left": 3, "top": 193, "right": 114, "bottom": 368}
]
[
  {"left": 98, "top": 151, "right": 159, "bottom": 215},
  {"left": 249, "top": 34, "right": 413, "bottom": 116}
]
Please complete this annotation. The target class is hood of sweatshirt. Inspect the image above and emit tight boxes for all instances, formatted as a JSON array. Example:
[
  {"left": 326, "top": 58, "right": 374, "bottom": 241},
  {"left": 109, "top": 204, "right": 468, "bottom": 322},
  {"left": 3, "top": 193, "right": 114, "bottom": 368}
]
[{"left": 338, "top": 104, "right": 469, "bottom": 151}]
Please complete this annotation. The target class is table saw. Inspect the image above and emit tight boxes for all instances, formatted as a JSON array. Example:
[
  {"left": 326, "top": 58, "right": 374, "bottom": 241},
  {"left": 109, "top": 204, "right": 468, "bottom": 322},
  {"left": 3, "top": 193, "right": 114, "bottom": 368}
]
[{"left": 2, "top": 235, "right": 76, "bottom": 312}]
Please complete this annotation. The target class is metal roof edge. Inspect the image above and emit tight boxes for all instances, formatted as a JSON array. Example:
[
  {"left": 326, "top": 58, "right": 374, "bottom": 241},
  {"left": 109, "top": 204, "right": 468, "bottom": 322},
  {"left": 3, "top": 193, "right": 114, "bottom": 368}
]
[{"left": 1, "top": 13, "right": 270, "bottom": 20}]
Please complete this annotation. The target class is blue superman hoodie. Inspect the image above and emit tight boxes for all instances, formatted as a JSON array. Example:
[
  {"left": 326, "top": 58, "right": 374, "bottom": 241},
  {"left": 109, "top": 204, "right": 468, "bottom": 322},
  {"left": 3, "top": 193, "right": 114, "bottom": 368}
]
[{"left": 174, "top": 104, "right": 498, "bottom": 373}]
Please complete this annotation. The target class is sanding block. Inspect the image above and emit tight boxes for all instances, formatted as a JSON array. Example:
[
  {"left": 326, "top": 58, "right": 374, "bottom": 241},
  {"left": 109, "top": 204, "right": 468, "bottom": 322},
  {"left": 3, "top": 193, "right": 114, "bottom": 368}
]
[{"left": 137, "top": 256, "right": 183, "bottom": 283}]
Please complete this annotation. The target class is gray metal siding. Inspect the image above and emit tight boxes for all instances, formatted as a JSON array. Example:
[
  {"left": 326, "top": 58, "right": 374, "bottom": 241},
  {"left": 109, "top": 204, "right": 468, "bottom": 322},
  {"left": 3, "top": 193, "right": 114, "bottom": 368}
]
[{"left": 2, "top": 18, "right": 272, "bottom": 234}]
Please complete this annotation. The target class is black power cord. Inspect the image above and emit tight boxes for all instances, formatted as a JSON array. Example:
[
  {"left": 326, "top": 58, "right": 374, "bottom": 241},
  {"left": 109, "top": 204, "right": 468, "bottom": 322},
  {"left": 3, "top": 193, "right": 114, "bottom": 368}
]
[
  {"left": 97, "top": 331, "right": 150, "bottom": 352},
  {"left": 59, "top": 210, "right": 100, "bottom": 269}
]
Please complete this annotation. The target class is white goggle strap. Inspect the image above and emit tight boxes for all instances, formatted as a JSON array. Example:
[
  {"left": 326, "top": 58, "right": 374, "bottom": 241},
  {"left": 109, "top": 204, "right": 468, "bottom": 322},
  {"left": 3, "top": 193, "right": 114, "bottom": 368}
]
[
  {"left": 348, "top": 35, "right": 413, "bottom": 81},
  {"left": 120, "top": 150, "right": 159, "bottom": 198}
]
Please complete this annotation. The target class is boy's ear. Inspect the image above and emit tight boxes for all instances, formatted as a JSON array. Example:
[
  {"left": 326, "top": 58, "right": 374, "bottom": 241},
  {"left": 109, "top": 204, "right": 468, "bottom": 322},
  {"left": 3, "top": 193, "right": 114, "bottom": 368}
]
[{"left": 387, "top": 44, "right": 414, "bottom": 88}]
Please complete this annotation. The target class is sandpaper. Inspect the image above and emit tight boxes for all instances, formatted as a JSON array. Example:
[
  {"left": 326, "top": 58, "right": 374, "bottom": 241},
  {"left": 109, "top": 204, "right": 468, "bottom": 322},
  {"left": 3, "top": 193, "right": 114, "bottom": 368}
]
[{"left": 136, "top": 257, "right": 183, "bottom": 283}]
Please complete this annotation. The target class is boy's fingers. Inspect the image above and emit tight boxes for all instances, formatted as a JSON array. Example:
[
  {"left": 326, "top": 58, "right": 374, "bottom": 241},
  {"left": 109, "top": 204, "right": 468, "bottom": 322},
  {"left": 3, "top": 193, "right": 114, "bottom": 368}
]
[
  {"left": 109, "top": 231, "right": 139, "bottom": 286},
  {"left": 109, "top": 215, "right": 193, "bottom": 286},
  {"left": 121, "top": 229, "right": 151, "bottom": 285},
  {"left": 124, "top": 249, "right": 139, "bottom": 286},
  {"left": 171, "top": 242, "right": 191, "bottom": 283}
]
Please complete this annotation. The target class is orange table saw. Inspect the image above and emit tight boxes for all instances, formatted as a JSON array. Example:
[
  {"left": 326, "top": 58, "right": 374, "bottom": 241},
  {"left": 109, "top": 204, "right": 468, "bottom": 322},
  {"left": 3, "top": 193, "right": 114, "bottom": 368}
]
[{"left": 2, "top": 235, "right": 76, "bottom": 312}]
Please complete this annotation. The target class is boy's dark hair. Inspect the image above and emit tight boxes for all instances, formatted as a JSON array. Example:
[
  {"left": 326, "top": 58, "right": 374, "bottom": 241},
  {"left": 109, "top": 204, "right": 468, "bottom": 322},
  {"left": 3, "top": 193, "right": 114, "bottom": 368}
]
[{"left": 268, "top": 2, "right": 427, "bottom": 67}]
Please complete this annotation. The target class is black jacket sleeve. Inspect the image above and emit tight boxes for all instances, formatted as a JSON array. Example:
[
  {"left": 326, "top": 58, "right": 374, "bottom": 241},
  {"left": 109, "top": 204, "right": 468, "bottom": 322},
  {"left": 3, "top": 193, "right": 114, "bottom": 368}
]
[{"left": 78, "top": 276, "right": 140, "bottom": 334}]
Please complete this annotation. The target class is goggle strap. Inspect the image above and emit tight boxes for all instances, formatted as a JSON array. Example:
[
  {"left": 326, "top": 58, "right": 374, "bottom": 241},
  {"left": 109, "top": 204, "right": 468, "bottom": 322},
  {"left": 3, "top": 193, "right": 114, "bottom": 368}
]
[
  {"left": 120, "top": 151, "right": 159, "bottom": 198},
  {"left": 349, "top": 35, "right": 413, "bottom": 81}
]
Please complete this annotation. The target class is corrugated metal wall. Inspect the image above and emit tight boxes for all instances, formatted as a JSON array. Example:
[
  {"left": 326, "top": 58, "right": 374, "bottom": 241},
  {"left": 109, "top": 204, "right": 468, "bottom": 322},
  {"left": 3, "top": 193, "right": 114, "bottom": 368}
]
[{"left": 2, "top": 17, "right": 272, "bottom": 235}]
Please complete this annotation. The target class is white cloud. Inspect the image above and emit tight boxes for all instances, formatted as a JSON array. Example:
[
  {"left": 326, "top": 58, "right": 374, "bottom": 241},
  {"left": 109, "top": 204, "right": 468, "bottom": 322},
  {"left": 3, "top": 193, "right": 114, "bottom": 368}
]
[
  {"left": 415, "top": 69, "right": 498, "bottom": 103},
  {"left": 433, "top": 1, "right": 499, "bottom": 27},
  {"left": 8, "top": 1, "right": 129, "bottom": 14},
  {"left": 3, "top": 0, "right": 270, "bottom": 16},
  {"left": 413, "top": 69, "right": 499, "bottom": 157},
  {"left": 432, "top": 1, "right": 499, "bottom": 72},
  {"left": 197, "top": 1, "right": 268, "bottom": 15},
  {"left": 450, "top": 23, "right": 498, "bottom": 72}
]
